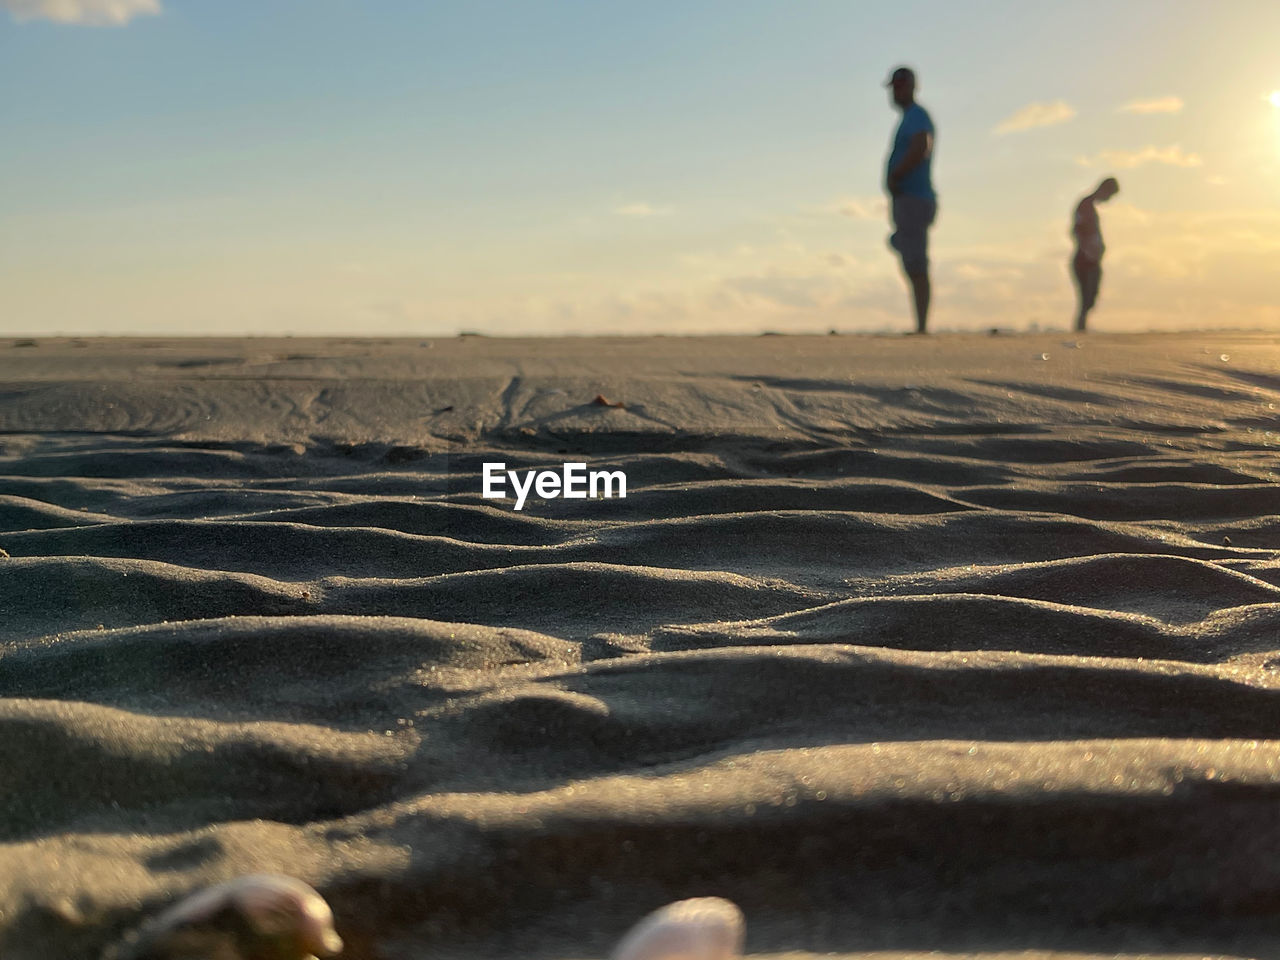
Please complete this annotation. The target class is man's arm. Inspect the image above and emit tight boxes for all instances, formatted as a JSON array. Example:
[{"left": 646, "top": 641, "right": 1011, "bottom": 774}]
[{"left": 888, "top": 130, "right": 932, "bottom": 193}]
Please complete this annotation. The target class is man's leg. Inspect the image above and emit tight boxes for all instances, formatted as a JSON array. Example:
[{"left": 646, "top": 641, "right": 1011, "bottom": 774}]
[
  {"left": 894, "top": 197, "right": 932, "bottom": 333},
  {"left": 909, "top": 270, "right": 930, "bottom": 333},
  {"left": 1073, "top": 258, "right": 1099, "bottom": 331},
  {"left": 1072, "top": 263, "right": 1088, "bottom": 331}
]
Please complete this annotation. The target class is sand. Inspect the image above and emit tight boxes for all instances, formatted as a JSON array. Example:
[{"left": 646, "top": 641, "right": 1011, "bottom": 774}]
[{"left": 2, "top": 332, "right": 1280, "bottom": 959}]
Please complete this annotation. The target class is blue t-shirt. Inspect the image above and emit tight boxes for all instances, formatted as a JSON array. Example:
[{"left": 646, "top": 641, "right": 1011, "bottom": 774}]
[{"left": 886, "top": 103, "right": 935, "bottom": 200}]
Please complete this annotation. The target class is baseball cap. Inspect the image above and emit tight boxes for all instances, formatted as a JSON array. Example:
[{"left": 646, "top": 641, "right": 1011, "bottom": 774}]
[{"left": 884, "top": 66, "right": 915, "bottom": 86}]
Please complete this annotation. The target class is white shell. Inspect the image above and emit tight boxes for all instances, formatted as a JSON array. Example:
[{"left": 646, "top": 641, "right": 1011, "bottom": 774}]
[
  {"left": 109, "top": 873, "right": 342, "bottom": 959},
  {"left": 611, "top": 898, "right": 745, "bottom": 960}
]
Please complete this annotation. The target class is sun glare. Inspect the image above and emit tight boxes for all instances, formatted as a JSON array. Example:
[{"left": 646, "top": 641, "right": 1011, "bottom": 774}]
[{"left": 1269, "top": 90, "right": 1280, "bottom": 108}]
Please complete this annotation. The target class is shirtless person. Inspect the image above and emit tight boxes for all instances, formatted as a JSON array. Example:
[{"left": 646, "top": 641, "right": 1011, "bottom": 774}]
[{"left": 1071, "top": 177, "right": 1119, "bottom": 332}]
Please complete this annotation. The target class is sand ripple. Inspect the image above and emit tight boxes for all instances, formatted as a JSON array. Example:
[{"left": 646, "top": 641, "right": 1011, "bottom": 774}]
[{"left": 3, "top": 335, "right": 1280, "bottom": 959}]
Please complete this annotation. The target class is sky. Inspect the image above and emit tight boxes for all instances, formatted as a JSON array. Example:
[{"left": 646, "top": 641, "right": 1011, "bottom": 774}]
[{"left": 2, "top": 0, "right": 1279, "bottom": 336}]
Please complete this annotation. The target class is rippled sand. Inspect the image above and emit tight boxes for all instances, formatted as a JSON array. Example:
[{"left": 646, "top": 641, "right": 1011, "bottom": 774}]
[{"left": 2, "top": 333, "right": 1279, "bottom": 959}]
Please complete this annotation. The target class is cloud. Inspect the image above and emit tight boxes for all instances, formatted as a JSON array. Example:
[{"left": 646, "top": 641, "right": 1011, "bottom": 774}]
[
  {"left": 670, "top": 204, "right": 1280, "bottom": 332},
  {"left": 1097, "top": 207, "right": 1280, "bottom": 328},
  {"left": 3, "top": 0, "right": 159, "bottom": 24},
  {"left": 1118, "top": 96, "right": 1184, "bottom": 115},
  {"left": 1076, "top": 144, "right": 1203, "bottom": 169},
  {"left": 951, "top": 261, "right": 1026, "bottom": 282},
  {"left": 720, "top": 273, "right": 833, "bottom": 310},
  {"left": 613, "top": 203, "right": 671, "bottom": 218},
  {"left": 835, "top": 196, "right": 887, "bottom": 221},
  {"left": 994, "top": 100, "right": 1077, "bottom": 135}
]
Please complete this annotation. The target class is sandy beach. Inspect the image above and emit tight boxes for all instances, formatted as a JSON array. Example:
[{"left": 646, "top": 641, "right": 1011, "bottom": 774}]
[{"left": 3, "top": 332, "right": 1280, "bottom": 959}]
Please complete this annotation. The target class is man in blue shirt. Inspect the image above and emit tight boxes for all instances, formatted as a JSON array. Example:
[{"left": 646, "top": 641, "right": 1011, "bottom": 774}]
[{"left": 883, "top": 66, "right": 936, "bottom": 333}]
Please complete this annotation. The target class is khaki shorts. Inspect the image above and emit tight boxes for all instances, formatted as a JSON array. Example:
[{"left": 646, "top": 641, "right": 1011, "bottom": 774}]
[{"left": 889, "top": 195, "right": 937, "bottom": 275}]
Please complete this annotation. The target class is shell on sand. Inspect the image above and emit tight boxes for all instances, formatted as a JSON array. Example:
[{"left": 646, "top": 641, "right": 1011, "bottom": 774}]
[
  {"left": 611, "top": 898, "right": 745, "bottom": 960},
  {"left": 105, "top": 873, "right": 343, "bottom": 960}
]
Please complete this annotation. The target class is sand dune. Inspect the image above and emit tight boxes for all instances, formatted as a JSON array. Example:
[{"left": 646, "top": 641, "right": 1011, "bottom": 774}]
[{"left": 3, "top": 334, "right": 1280, "bottom": 959}]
